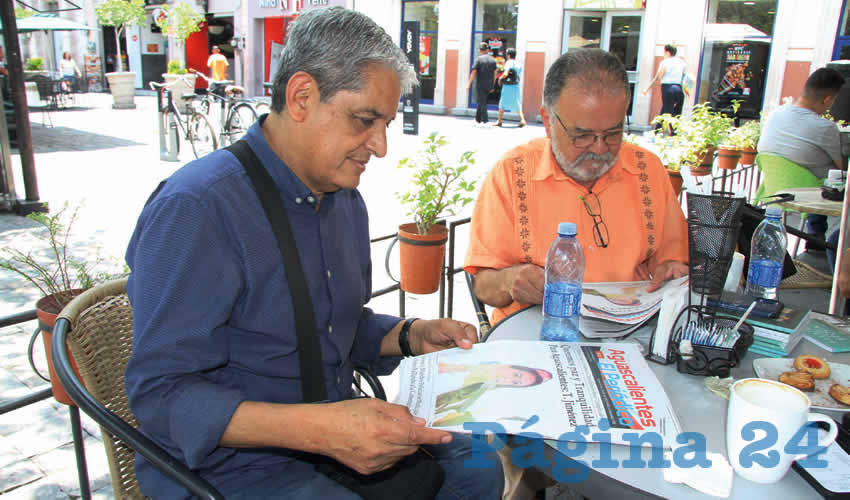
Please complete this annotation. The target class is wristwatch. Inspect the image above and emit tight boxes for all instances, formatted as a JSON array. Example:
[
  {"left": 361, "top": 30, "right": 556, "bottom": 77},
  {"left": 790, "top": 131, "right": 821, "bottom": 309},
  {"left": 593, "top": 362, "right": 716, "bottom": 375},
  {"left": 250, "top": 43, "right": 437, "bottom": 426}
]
[{"left": 398, "top": 318, "right": 419, "bottom": 357}]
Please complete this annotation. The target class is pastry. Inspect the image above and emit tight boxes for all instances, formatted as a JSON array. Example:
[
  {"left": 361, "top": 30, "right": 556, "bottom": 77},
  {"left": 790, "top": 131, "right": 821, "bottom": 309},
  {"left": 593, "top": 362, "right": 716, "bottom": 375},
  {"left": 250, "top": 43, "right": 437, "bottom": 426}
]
[
  {"left": 829, "top": 384, "right": 850, "bottom": 405},
  {"left": 793, "top": 354, "right": 831, "bottom": 379},
  {"left": 779, "top": 371, "right": 815, "bottom": 392}
]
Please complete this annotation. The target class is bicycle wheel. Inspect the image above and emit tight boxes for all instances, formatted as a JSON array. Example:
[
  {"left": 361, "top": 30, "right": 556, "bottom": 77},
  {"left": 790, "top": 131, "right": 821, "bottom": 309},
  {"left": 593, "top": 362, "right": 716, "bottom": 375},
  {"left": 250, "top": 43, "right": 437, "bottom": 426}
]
[
  {"left": 253, "top": 101, "right": 271, "bottom": 116},
  {"left": 188, "top": 112, "right": 218, "bottom": 159},
  {"left": 223, "top": 102, "right": 258, "bottom": 145}
]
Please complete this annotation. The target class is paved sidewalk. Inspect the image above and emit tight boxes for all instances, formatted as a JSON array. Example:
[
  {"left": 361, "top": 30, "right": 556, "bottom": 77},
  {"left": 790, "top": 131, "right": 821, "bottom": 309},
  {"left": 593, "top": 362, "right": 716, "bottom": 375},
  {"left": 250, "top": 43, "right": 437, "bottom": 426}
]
[{"left": 0, "top": 93, "right": 545, "bottom": 498}]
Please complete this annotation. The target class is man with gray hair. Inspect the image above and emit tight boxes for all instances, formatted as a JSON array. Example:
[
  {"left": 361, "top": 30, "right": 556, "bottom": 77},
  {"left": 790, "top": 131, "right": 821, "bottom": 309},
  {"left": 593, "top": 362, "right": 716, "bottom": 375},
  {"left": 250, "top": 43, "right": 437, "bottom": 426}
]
[
  {"left": 465, "top": 48, "right": 689, "bottom": 326},
  {"left": 125, "top": 7, "right": 503, "bottom": 499}
]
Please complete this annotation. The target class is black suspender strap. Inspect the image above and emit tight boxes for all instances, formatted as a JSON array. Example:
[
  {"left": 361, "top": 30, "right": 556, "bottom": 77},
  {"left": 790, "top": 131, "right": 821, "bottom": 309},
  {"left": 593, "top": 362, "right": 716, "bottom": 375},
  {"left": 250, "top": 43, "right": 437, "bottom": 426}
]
[{"left": 225, "top": 140, "right": 328, "bottom": 403}]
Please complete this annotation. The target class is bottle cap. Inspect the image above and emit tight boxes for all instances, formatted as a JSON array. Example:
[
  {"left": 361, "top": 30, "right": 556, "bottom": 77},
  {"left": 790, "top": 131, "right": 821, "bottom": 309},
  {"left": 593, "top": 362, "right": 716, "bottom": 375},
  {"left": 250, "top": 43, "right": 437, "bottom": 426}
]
[
  {"left": 558, "top": 222, "right": 577, "bottom": 236},
  {"left": 765, "top": 206, "right": 783, "bottom": 218}
]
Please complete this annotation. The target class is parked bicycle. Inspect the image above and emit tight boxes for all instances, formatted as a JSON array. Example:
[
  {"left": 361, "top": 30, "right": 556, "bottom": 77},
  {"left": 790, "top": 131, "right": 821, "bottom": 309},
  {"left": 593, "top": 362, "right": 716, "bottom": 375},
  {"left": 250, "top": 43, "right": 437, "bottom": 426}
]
[
  {"left": 189, "top": 70, "right": 257, "bottom": 146},
  {"left": 150, "top": 77, "right": 217, "bottom": 159}
]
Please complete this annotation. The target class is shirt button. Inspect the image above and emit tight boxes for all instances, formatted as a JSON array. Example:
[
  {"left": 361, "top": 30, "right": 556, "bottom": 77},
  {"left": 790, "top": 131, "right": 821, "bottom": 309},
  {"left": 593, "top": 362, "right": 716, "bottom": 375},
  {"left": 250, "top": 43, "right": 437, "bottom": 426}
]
[
  {"left": 328, "top": 325, "right": 333, "bottom": 333},
  {"left": 307, "top": 195, "right": 315, "bottom": 203},
  {"left": 337, "top": 376, "right": 341, "bottom": 384},
  {"left": 295, "top": 197, "right": 302, "bottom": 204},
  {"left": 326, "top": 270, "right": 331, "bottom": 279}
]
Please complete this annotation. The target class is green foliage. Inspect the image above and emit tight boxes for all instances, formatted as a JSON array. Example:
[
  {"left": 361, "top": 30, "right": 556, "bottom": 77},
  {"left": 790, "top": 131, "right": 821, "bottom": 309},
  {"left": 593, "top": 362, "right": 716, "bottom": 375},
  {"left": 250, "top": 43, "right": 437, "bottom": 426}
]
[
  {"left": 95, "top": 0, "right": 145, "bottom": 72},
  {"left": 823, "top": 109, "right": 848, "bottom": 128},
  {"left": 0, "top": 203, "right": 124, "bottom": 312},
  {"left": 727, "top": 119, "right": 762, "bottom": 150},
  {"left": 167, "top": 59, "right": 187, "bottom": 75},
  {"left": 652, "top": 103, "right": 735, "bottom": 166},
  {"left": 396, "top": 132, "right": 478, "bottom": 235},
  {"left": 24, "top": 57, "right": 43, "bottom": 71},
  {"left": 154, "top": 2, "right": 204, "bottom": 45},
  {"left": 15, "top": 7, "right": 35, "bottom": 19}
]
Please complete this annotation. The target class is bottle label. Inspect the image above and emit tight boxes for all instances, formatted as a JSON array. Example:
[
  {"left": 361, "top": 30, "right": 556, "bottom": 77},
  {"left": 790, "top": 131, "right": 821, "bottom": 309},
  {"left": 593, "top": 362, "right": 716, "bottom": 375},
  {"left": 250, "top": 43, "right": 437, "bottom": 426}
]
[
  {"left": 543, "top": 282, "right": 582, "bottom": 318},
  {"left": 747, "top": 259, "right": 783, "bottom": 288}
]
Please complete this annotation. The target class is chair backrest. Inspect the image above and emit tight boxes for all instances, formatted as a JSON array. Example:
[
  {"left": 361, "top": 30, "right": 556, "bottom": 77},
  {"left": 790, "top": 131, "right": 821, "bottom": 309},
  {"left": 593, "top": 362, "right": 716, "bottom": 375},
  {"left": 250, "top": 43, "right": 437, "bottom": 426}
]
[
  {"left": 754, "top": 153, "right": 823, "bottom": 204},
  {"left": 464, "top": 271, "right": 492, "bottom": 340},
  {"left": 57, "top": 279, "right": 144, "bottom": 498},
  {"left": 30, "top": 74, "right": 59, "bottom": 102}
]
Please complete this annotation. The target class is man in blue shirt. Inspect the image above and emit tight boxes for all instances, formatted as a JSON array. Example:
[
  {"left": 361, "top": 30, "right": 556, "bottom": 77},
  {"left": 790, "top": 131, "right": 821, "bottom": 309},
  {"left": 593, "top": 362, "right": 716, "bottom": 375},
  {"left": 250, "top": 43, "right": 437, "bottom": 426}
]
[{"left": 125, "top": 7, "right": 503, "bottom": 499}]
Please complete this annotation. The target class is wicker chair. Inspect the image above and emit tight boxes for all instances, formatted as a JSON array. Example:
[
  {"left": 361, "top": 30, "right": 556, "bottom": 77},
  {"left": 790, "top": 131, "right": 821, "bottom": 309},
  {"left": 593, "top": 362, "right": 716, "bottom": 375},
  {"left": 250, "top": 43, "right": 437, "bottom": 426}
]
[{"left": 51, "top": 279, "right": 223, "bottom": 499}]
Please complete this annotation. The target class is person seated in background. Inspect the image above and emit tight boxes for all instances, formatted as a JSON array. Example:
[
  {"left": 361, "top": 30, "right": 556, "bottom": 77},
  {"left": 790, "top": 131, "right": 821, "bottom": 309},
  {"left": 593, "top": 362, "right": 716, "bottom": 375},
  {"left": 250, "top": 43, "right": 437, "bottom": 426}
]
[
  {"left": 464, "top": 48, "right": 689, "bottom": 327},
  {"left": 59, "top": 51, "right": 81, "bottom": 93},
  {"left": 757, "top": 67, "right": 846, "bottom": 255},
  {"left": 124, "top": 7, "right": 503, "bottom": 499}
]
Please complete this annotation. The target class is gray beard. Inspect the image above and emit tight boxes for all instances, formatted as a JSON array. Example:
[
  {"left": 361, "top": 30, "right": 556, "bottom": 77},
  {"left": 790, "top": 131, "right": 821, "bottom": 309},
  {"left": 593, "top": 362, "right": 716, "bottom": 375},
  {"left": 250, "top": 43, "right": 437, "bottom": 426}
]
[{"left": 554, "top": 150, "right": 618, "bottom": 184}]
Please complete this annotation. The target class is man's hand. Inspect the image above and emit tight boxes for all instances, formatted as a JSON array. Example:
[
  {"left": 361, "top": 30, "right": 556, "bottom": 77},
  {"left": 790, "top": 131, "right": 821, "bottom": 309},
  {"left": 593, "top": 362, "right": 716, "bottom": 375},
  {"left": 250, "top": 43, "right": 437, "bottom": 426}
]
[
  {"left": 322, "top": 398, "right": 451, "bottom": 474},
  {"left": 646, "top": 260, "right": 689, "bottom": 292},
  {"left": 506, "top": 264, "right": 545, "bottom": 305},
  {"left": 410, "top": 318, "right": 478, "bottom": 355}
]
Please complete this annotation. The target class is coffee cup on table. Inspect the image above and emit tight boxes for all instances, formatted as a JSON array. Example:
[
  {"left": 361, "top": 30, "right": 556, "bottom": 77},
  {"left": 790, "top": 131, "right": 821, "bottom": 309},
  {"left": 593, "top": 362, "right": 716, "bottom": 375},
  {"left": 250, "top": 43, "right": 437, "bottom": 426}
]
[
  {"left": 827, "top": 169, "right": 845, "bottom": 190},
  {"left": 726, "top": 378, "right": 838, "bottom": 484}
]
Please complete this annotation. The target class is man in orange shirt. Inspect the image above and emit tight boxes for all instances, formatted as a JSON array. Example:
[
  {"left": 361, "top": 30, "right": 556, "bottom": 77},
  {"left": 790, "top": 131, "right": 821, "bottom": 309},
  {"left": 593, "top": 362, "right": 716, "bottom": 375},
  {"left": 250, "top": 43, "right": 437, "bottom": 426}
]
[
  {"left": 207, "top": 45, "right": 229, "bottom": 81},
  {"left": 464, "top": 49, "right": 689, "bottom": 325}
]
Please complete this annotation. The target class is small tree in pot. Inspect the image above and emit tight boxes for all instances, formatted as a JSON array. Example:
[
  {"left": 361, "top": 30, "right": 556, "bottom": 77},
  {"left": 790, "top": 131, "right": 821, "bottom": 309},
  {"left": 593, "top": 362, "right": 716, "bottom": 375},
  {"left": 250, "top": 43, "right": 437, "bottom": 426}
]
[
  {"left": 96, "top": 0, "right": 145, "bottom": 109},
  {"left": 396, "top": 132, "right": 478, "bottom": 294}
]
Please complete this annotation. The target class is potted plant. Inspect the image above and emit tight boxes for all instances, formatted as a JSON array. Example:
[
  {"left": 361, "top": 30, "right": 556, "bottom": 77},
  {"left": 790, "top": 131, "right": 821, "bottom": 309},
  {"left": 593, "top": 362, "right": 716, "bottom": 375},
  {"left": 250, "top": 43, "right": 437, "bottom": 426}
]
[
  {"left": 0, "top": 204, "right": 122, "bottom": 404},
  {"left": 24, "top": 57, "right": 43, "bottom": 71},
  {"left": 163, "top": 60, "right": 197, "bottom": 113},
  {"left": 727, "top": 119, "right": 761, "bottom": 166},
  {"left": 676, "top": 103, "right": 735, "bottom": 176},
  {"left": 396, "top": 132, "right": 478, "bottom": 294},
  {"left": 96, "top": 0, "right": 146, "bottom": 109}
]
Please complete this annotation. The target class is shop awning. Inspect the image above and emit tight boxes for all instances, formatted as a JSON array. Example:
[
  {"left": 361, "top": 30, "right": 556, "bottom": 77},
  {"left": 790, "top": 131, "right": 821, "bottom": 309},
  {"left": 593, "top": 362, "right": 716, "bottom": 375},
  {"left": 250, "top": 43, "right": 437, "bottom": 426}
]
[
  {"left": 0, "top": 13, "right": 97, "bottom": 33},
  {"left": 703, "top": 23, "right": 769, "bottom": 43}
]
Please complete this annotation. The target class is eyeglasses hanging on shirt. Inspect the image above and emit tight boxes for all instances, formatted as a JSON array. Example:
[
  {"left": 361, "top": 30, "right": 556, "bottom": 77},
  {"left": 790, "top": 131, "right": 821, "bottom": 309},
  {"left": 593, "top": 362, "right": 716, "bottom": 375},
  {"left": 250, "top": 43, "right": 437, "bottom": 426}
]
[{"left": 579, "top": 192, "right": 609, "bottom": 248}]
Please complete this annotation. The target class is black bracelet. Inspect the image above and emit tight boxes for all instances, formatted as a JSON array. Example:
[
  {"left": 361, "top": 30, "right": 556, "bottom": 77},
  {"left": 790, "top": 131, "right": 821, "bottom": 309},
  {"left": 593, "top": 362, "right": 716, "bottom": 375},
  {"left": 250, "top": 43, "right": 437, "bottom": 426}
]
[{"left": 398, "top": 318, "right": 419, "bottom": 357}]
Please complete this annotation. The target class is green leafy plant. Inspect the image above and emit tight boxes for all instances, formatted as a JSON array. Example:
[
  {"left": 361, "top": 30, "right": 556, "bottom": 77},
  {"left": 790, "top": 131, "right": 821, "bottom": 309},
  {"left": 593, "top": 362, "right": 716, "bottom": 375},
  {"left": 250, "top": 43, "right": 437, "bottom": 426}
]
[
  {"left": 727, "top": 119, "right": 762, "bottom": 150},
  {"left": 0, "top": 203, "right": 123, "bottom": 313},
  {"left": 654, "top": 103, "right": 735, "bottom": 166},
  {"left": 397, "top": 132, "right": 478, "bottom": 235},
  {"left": 15, "top": 7, "right": 35, "bottom": 19},
  {"left": 154, "top": 2, "right": 204, "bottom": 46},
  {"left": 96, "top": 0, "right": 146, "bottom": 73},
  {"left": 823, "top": 109, "right": 848, "bottom": 128},
  {"left": 24, "top": 57, "right": 43, "bottom": 71},
  {"left": 167, "top": 59, "right": 187, "bottom": 75}
]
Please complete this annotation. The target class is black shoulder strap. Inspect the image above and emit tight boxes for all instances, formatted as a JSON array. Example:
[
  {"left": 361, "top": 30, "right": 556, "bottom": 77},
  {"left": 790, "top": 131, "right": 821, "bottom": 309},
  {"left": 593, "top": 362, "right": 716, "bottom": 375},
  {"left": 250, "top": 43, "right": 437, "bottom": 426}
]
[{"left": 225, "top": 140, "right": 328, "bottom": 403}]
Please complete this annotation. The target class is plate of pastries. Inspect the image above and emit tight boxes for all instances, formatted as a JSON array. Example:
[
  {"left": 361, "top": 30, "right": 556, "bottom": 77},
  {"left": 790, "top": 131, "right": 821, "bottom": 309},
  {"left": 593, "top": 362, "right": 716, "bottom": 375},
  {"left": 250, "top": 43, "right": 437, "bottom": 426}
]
[{"left": 753, "top": 354, "right": 850, "bottom": 411}]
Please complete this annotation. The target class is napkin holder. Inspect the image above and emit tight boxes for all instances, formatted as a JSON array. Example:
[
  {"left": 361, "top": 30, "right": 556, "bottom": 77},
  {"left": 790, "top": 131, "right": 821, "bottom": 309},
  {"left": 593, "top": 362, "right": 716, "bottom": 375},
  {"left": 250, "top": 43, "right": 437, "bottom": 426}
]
[{"left": 669, "top": 306, "right": 754, "bottom": 378}]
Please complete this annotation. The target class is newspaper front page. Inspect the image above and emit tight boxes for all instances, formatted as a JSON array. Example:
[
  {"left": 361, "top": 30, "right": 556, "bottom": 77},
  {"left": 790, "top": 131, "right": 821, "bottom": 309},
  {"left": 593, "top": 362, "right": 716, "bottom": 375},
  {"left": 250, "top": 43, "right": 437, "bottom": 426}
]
[{"left": 395, "top": 341, "right": 681, "bottom": 448}]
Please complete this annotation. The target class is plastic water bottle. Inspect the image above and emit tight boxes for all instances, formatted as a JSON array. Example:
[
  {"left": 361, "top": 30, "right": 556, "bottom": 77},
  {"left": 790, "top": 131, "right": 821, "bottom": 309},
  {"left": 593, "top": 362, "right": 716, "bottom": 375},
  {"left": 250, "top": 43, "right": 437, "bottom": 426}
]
[
  {"left": 745, "top": 206, "right": 787, "bottom": 300},
  {"left": 541, "top": 222, "right": 584, "bottom": 341}
]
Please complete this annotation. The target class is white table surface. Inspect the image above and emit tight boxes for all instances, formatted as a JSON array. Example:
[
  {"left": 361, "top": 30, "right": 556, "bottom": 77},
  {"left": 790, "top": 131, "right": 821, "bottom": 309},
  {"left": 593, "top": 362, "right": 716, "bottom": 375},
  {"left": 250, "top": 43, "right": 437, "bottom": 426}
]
[{"left": 486, "top": 305, "right": 850, "bottom": 499}]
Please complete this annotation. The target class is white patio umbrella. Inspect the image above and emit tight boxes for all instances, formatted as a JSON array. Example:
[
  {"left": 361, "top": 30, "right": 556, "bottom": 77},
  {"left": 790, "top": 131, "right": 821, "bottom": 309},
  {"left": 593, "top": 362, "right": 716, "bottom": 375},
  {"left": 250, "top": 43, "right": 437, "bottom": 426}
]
[{"left": 0, "top": 14, "right": 97, "bottom": 72}]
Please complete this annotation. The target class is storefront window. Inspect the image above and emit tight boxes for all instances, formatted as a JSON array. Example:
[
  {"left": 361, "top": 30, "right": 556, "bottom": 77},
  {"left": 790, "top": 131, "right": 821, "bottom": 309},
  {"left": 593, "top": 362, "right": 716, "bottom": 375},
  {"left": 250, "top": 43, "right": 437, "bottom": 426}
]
[
  {"left": 698, "top": 0, "right": 777, "bottom": 119},
  {"left": 609, "top": 16, "right": 641, "bottom": 72},
  {"left": 835, "top": 2, "right": 850, "bottom": 60},
  {"left": 403, "top": 1, "right": 439, "bottom": 102},
  {"left": 470, "top": 0, "right": 519, "bottom": 108}
]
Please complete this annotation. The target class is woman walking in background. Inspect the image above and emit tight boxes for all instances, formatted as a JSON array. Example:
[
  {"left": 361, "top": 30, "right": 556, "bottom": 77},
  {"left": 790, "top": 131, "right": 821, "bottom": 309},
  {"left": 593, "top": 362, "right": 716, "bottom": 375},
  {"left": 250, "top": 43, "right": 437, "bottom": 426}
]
[
  {"left": 643, "top": 44, "right": 687, "bottom": 134},
  {"left": 495, "top": 48, "right": 527, "bottom": 127},
  {"left": 60, "top": 52, "right": 81, "bottom": 93}
]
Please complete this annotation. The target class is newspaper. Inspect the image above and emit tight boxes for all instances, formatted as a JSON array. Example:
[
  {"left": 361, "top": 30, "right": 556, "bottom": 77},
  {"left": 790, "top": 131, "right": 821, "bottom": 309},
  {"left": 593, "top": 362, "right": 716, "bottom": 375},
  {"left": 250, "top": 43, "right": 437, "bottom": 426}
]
[{"left": 395, "top": 340, "right": 682, "bottom": 448}]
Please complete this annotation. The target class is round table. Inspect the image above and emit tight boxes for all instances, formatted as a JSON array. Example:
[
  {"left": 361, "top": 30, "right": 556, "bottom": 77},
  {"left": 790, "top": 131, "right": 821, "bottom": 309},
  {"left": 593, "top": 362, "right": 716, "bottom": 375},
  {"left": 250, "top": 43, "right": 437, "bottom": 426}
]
[
  {"left": 776, "top": 187, "right": 843, "bottom": 217},
  {"left": 486, "top": 305, "right": 848, "bottom": 499}
]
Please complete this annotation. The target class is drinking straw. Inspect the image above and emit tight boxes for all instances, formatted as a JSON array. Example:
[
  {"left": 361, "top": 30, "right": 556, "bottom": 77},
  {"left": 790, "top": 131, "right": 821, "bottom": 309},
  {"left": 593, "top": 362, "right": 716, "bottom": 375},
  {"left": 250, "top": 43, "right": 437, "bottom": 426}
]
[{"left": 733, "top": 301, "right": 757, "bottom": 332}]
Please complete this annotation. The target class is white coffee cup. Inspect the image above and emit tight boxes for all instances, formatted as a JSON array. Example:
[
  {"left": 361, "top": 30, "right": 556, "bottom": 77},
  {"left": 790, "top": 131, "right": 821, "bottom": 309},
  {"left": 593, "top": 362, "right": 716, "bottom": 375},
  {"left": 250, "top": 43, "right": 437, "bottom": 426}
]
[
  {"left": 827, "top": 169, "right": 846, "bottom": 190},
  {"left": 726, "top": 378, "right": 838, "bottom": 484}
]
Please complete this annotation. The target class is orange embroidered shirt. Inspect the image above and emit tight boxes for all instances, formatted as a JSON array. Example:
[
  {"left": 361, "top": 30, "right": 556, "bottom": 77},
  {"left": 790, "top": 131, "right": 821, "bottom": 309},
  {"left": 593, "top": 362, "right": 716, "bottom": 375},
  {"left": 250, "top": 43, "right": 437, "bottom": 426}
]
[{"left": 464, "top": 138, "right": 688, "bottom": 325}]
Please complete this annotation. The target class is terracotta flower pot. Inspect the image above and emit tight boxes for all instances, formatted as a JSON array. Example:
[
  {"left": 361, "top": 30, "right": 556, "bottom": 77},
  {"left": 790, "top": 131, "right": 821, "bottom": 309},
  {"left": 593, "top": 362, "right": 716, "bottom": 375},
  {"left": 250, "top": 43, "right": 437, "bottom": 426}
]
[
  {"left": 738, "top": 147, "right": 757, "bottom": 166},
  {"left": 666, "top": 168, "right": 683, "bottom": 195},
  {"left": 36, "top": 291, "right": 84, "bottom": 406},
  {"left": 689, "top": 146, "right": 716, "bottom": 177},
  {"left": 398, "top": 223, "right": 448, "bottom": 294},
  {"left": 716, "top": 146, "right": 741, "bottom": 170}
]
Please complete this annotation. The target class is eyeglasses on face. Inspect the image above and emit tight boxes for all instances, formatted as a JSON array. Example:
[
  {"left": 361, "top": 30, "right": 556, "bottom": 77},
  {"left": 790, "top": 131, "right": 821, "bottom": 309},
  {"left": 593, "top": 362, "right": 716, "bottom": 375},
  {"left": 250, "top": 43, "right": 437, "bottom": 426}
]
[
  {"left": 552, "top": 111, "right": 623, "bottom": 149},
  {"left": 578, "top": 193, "right": 609, "bottom": 248}
]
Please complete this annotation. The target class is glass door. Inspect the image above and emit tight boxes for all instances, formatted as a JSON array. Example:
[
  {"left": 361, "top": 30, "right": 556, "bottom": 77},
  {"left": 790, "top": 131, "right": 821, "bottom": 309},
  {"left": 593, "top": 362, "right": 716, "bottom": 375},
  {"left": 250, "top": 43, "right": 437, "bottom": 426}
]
[{"left": 562, "top": 10, "right": 643, "bottom": 121}]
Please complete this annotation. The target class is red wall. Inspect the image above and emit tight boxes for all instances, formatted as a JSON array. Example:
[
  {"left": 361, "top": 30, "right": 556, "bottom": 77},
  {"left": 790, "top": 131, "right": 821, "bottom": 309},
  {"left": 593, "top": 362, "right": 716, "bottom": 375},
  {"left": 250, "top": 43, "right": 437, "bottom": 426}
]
[
  {"left": 264, "top": 17, "right": 284, "bottom": 95},
  {"left": 185, "top": 21, "right": 209, "bottom": 88},
  {"left": 443, "top": 48, "right": 458, "bottom": 111},
  {"left": 523, "top": 51, "right": 545, "bottom": 120},
  {"left": 780, "top": 61, "right": 811, "bottom": 102}
]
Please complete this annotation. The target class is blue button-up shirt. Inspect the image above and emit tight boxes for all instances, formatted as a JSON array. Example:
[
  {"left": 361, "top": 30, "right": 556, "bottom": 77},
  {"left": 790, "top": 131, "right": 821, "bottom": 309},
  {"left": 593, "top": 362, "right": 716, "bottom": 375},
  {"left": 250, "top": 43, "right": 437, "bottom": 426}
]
[{"left": 124, "top": 120, "right": 401, "bottom": 498}]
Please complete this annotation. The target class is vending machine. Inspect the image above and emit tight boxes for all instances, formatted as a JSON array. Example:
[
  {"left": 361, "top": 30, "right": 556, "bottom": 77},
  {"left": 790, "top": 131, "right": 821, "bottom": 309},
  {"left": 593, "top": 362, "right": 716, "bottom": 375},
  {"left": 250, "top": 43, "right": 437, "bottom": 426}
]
[{"left": 704, "top": 40, "right": 770, "bottom": 120}]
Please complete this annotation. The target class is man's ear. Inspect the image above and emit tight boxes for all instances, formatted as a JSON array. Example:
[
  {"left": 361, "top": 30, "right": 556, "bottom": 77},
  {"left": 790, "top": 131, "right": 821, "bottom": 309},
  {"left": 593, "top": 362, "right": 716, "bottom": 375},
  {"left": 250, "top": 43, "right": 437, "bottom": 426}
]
[
  {"left": 285, "top": 71, "right": 318, "bottom": 122},
  {"left": 540, "top": 106, "right": 552, "bottom": 139}
]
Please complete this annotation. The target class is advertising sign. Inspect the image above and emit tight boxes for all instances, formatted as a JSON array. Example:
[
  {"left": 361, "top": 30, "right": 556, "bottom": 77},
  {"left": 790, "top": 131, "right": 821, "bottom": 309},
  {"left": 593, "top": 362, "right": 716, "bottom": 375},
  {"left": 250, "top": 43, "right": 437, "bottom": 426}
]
[{"left": 402, "top": 21, "right": 420, "bottom": 136}]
